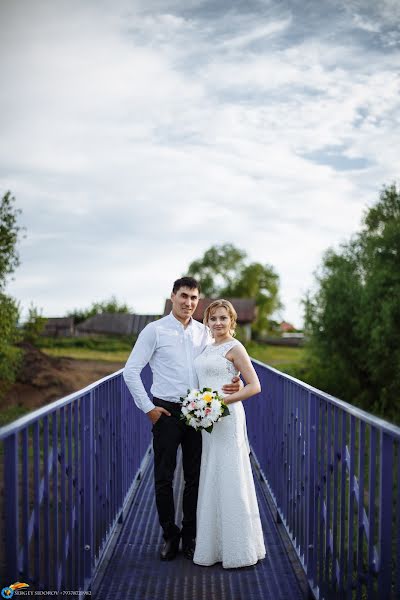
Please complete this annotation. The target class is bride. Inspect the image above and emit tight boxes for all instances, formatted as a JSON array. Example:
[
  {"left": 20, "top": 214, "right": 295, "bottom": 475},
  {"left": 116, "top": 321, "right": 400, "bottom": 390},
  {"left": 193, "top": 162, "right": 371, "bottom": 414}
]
[{"left": 193, "top": 299, "right": 266, "bottom": 569}]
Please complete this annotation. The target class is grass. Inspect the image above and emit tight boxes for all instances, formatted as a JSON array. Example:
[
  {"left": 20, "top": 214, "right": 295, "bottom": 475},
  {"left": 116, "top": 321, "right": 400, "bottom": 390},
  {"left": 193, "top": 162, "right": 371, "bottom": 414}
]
[
  {"left": 245, "top": 341, "right": 306, "bottom": 377},
  {"left": 38, "top": 334, "right": 135, "bottom": 363},
  {"left": 43, "top": 347, "right": 130, "bottom": 362}
]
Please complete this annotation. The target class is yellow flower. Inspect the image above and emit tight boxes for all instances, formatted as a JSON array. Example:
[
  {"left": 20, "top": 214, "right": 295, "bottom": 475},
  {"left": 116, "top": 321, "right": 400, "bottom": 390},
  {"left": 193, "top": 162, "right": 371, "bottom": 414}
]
[{"left": 202, "top": 392, "right": 213, "bottom": 403}]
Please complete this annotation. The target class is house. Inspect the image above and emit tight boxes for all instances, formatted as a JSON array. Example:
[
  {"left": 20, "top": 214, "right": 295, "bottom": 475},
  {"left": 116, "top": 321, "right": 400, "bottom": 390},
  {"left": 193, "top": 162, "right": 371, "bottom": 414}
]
[
  {"left": 279, "top": 321, "right": 296, "bottom": 333},
  {"left": 76, "top": 313, "right": 160, "bottom": 336},
  {"left": 43, "top": 317, "right": 75, "bottom": 337},
  {"left": 163, "top": 298, "right": 257, "bottom": 341}
]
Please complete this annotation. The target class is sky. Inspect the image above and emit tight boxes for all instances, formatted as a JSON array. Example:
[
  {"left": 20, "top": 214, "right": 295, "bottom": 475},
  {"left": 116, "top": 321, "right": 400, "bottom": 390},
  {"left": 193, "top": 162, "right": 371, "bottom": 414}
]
[{"left": 1, "top": 0, "right": 399, "bottom": 327}]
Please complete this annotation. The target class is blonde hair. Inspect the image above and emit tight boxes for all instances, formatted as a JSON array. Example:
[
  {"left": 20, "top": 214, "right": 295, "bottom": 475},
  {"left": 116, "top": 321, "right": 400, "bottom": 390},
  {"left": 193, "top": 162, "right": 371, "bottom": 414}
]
[{"left": 203, "top": 299, "right": 237, "bottom": 336}]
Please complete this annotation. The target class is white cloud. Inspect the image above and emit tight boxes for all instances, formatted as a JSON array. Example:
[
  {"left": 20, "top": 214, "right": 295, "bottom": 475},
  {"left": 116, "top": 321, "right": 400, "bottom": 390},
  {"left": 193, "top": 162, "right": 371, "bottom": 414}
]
[
  {"left": 352, "top": 13, "right": 381, "bottom": 33},
  {"left": 1, "top": 0, "right": 399, "bottom": 327},
  {"left": 219, "top": 18, "right": 292, "bottom": 50}
]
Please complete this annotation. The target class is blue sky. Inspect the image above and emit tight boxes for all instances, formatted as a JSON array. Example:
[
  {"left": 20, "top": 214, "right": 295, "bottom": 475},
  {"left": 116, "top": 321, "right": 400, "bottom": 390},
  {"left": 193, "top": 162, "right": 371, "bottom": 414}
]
[{"left": 1, "top": 0, "right": 399, "bottom": 326}]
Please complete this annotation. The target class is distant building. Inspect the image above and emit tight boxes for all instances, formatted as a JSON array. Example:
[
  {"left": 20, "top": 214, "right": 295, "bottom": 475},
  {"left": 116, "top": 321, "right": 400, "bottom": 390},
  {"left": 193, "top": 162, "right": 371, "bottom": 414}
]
[
  {"left": 163, "top": 298, "right": 257, "bottom": 341},
  {"left": 279, "top": 321, "right": 296, "bottom": 333},
  {"left": 43, "top": 317, "right": 75, "bottom": 337},
  {"left": 76, "top": 313, "right": 160, "bottom": 336}
]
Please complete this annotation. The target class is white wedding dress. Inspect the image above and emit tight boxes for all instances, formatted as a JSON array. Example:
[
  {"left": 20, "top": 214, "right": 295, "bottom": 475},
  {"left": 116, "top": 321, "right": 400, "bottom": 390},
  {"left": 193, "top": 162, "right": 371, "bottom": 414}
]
[{"left": 193, "top": 339, "right": 266, "bottom": 569}]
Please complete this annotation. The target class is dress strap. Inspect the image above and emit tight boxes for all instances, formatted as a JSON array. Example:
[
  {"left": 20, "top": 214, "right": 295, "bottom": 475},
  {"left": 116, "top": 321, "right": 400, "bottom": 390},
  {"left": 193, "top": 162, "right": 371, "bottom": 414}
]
[{"left": 222, "top": 339, "right": 241, "bottom": 357}]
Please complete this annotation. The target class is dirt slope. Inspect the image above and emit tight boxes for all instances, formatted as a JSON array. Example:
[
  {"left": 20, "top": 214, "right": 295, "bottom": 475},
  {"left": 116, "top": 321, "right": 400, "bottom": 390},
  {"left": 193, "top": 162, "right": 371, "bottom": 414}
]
[{"left": 1, "top": 343, "right": 125, "bottom": 415}]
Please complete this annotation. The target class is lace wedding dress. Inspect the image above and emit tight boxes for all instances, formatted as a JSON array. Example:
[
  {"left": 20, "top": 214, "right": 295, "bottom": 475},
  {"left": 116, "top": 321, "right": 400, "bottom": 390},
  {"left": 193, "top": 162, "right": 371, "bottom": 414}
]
[{"left": 192, "top": 339, "right": 266, "bottom": 569}]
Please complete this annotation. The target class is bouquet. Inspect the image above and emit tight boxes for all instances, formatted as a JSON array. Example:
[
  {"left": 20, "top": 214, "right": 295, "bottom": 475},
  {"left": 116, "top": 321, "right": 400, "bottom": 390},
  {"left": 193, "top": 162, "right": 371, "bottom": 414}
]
[{"left": 180, "top": 388, "right": 230, "bottom": 433}]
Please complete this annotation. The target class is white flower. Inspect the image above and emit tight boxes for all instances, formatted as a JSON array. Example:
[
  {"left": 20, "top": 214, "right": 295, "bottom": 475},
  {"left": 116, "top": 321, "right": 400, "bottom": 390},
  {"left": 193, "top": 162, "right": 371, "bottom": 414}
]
[
  {"left": 181, "top": 406, "right": 189, "bottom": 416},
  {"left": 211, "top": 399, "right": 221, "bottom": 412},
  {"left": 196, "top": 399, "right": 206, "bottom": 409},
  {"left": 189, "top": 417, "right": 197, "bottom": 428},
  {"left": 187, "top": 389, "right": 199, "bottom": 401}
]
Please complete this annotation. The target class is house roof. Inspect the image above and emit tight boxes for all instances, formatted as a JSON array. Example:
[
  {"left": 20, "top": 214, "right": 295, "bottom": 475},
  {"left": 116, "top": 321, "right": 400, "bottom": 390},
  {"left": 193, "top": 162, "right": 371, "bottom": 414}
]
[
  {"left": 76, "top": 313, "right": 160, "bottom": 335},
  {"left": 280, "top": 321, "right": 295, "bottom": 332},
  {"left": 163, "top": 298, "right": 256, "bottom": 324}
]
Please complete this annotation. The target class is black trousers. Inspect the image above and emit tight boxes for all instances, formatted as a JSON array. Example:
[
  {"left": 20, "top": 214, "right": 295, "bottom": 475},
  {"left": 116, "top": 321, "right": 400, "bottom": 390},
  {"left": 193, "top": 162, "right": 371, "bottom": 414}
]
[{"left": 152, "top": 398, "right": 202, "bottom": 542}]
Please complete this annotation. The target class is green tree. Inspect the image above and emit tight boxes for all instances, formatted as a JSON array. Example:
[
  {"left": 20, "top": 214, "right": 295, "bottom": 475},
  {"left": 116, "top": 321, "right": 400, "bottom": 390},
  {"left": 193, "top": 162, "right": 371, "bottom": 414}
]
[
  {"left": 226, "top": 262, "right": 282, "bottom": 333},
  {"left": 68, "top": 295, "right": 132, "bottom": 324},
  {"left": 357, "top": 184, "right": 400, "bottom": 417},
  {"left": 187, "top": 244, "right": 247, "bottom": 297},
  {"left": 0, "top": 191, "right": 22, "bottom": 288},
  {"left": 187, "top": 243, "right": 282, "bottom": 334},
  {"left": 304, "top": 183, "right": 400, "bottom": 423},
  {"left": 302, "top": 244, "right": 365, "bottom": 403},
  {"left": 0, "top": 191, "right": 23, "bottom": 395}
]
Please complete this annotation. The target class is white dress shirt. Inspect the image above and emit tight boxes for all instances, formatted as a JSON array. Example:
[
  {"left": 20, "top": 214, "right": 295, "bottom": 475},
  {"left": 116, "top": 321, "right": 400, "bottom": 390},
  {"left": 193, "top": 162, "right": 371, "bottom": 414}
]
[{"left": 123, "top": 312, "right": 212, "bottom": 414}]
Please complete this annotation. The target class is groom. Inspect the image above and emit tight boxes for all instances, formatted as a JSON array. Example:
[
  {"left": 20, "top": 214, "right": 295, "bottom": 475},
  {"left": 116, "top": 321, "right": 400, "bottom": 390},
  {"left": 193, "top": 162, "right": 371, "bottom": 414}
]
[{"left": 123, "top": 276, "right": 241, "bottom": 561}]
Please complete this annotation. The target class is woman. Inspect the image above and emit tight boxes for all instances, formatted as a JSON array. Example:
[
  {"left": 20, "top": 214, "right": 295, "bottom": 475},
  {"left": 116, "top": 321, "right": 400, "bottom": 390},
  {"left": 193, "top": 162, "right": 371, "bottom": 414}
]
[{"left": 193, "top": 299, "right": 266, "bottom": 569}]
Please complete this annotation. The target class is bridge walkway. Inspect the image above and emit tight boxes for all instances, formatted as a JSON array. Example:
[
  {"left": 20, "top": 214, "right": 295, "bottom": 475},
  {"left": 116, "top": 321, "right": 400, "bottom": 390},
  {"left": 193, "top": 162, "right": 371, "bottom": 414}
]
[{"left": 92, "top": 448, "right": 309, "bottom": 600}]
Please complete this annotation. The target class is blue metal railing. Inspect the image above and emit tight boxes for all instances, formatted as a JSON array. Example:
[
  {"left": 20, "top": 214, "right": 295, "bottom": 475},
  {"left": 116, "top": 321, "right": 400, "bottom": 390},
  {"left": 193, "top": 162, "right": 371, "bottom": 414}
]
[
  {"left": 0, "top": 365, "right": 152, "bottom": 592},
  {"left": 1, "top": 359, "right": 399, "bottom": 598},
  {"left": 246, "top": 360, "right": 400, "bottom": 599}
]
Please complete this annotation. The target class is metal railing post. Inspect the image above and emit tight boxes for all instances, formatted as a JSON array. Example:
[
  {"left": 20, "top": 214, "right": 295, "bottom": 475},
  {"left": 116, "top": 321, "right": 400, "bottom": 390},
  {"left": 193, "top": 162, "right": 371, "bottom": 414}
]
[
  {"left": 117, "top": 377, "right": 124, "bottom": 523},
  {"left": 83, "top": 392, "right": 94, "bottom": 586},
  {"left": 378, "top": 431, "right": 393, "bottom": 598},
  {"left": 4, "top": 433, "right": 18, "bottom": 581},
  {"left": 306, "top": 391, "right": 317, "bottom": 588}
]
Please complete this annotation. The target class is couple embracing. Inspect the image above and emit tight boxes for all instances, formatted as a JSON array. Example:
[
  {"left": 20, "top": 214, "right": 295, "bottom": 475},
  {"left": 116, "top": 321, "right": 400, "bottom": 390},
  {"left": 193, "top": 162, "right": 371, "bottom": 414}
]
[{"left": 123, "top": 277, "right": 265, "bottom": 569}]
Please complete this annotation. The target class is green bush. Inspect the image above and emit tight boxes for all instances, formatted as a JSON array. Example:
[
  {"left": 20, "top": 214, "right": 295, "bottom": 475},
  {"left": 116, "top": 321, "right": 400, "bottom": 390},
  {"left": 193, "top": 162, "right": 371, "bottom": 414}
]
[{"left": 22, "top": 303, "right": 47, "bottom": 345}]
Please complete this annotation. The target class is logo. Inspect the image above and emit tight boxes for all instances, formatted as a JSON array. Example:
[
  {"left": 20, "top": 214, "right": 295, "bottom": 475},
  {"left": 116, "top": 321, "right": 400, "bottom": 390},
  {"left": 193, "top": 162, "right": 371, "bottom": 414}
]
[{"left": 1, "top": 583, "right": 29, "bottom": 598}]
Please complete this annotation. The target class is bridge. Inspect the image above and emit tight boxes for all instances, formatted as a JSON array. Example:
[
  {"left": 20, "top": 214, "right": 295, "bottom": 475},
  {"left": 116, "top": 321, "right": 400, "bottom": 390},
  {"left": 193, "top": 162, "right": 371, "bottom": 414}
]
[{"left": 1, "top": 359, "right": 399, "bottom": 599}]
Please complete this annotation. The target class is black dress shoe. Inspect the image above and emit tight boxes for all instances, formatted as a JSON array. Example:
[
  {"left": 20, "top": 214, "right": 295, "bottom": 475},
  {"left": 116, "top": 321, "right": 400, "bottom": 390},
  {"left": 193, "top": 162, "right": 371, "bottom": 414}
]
[
  {"left": 182, "top": 538, "right": 196, "bottom": 560},
  {"left": 160, "top": 534, "right": 180, "bottom": 561}
]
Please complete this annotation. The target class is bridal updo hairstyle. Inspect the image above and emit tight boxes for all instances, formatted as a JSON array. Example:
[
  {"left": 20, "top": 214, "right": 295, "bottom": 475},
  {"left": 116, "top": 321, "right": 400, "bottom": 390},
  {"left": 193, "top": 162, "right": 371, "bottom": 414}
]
[{"left": 203, "top": 299, "right": 237, "bottom": 337}]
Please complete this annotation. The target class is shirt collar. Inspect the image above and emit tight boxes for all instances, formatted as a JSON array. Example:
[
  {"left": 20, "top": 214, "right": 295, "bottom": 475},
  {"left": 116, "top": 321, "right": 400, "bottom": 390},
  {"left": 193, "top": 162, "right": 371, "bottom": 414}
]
[{"left": 169, "top": 310, "right": 193, "bottom": 329}]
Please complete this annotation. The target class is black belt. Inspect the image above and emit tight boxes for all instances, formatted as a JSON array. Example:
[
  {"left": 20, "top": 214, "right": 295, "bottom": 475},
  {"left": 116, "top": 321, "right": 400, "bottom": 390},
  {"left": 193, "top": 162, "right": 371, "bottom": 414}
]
[{"left": 153, "top": 397, "right": 182, "bottom": 406}]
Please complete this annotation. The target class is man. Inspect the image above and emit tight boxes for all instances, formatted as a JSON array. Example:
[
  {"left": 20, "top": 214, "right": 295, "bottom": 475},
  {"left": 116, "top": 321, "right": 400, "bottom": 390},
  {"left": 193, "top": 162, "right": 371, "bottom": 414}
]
[{"left": 123, "top": 276, "right": 241, "bottom": 561}]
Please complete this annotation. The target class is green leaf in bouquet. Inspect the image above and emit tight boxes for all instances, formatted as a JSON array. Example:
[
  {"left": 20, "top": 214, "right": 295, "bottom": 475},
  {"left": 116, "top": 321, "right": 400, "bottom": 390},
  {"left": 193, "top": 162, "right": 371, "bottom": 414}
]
[
  {"left": 201, "top": 387, "right": 212, "bottom": 392},
  {"left": 204, "top": 424, "right": 214, "bottom": 434},
  {"left": 222, "top": 405, "right": 230, "bottom": 417}
]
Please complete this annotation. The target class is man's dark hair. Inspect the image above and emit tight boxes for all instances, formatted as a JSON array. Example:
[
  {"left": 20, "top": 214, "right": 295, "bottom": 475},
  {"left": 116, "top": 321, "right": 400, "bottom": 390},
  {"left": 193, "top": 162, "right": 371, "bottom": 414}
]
[{"left": 172, "top": 276, "right": 201, "bottom": 295}]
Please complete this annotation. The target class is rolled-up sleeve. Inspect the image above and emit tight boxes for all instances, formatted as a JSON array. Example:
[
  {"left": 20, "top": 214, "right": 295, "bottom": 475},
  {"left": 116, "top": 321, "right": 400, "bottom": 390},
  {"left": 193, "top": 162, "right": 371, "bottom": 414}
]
[{"left": 123, "top": 323, "right": 157, "bottom": 414}]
